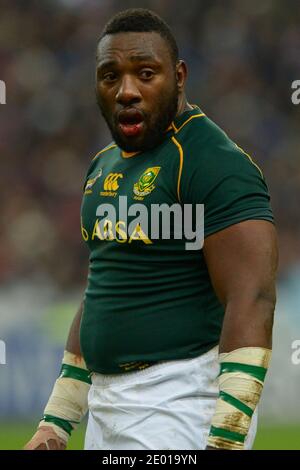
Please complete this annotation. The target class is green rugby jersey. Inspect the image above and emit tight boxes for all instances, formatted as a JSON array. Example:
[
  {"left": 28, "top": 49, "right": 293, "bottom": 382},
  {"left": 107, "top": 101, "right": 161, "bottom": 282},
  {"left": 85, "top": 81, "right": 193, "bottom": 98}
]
[{"left": 80, "top": 106, "right": 274, "bottom": 374}]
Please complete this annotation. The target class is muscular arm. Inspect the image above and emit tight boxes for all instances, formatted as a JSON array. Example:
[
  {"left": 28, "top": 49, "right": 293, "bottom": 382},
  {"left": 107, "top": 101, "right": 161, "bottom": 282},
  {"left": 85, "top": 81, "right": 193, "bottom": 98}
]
[
  {"left": 24, "top": 301, "right": 87, "bottom": 450},
  {"left": 203, "top": 219, "right": 278, "bottom": 450},
  {"left": 65, "top": 301, "right": 84, "bottom": 356},
  {"left": 203, "top": 220, "right": 278, "bottom": 352}
]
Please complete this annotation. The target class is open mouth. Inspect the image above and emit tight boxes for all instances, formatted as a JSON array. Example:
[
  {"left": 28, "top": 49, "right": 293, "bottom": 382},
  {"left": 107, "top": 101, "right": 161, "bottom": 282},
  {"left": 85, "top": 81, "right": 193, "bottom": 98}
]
[{"left": 118, "top": 108, "right": 145, "bottom": 137}]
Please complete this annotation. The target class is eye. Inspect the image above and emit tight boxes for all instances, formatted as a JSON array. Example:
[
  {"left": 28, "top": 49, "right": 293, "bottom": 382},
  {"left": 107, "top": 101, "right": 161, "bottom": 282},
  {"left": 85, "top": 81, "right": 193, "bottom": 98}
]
[
  {"left": 102, "top": 72, "right": 118, "bottom": 83},
  {"left": 139, "top": 69, "right": 155, "bottom": 80}
]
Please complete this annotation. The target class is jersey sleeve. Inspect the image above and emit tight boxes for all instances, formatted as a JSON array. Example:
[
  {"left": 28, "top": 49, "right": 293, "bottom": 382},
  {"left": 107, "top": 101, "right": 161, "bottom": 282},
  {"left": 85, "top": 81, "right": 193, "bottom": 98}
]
[
  {"left": 82, "top": 144, "right": 114, "bottom": 193},
  {"left": 180, "top": 127, "right": 274, "bottom": 238},
  {"left": 82, "top": 157, "right": 99, "bottom": 192}
]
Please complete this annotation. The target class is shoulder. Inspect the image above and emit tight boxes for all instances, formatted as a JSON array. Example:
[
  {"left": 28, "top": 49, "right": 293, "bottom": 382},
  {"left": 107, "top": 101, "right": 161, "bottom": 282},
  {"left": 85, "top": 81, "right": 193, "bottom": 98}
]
[
  {"left": 85, "top": 142, "right": 118, "bottom": 175},
  {"left": 91, "top": 142, "right": 118, "bottom": 161},
  {"left": 172, "top": 110, "right": 226, "bottom": 147},
  {"left": 174, "top": 112, "right": 263, "bottom": 179}
]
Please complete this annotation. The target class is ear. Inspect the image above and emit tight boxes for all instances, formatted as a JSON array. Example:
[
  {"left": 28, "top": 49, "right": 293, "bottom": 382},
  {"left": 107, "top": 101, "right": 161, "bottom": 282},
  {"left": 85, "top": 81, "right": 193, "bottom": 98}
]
[{"left": 176, "top": 60, "right": 188, "bottom": 91}]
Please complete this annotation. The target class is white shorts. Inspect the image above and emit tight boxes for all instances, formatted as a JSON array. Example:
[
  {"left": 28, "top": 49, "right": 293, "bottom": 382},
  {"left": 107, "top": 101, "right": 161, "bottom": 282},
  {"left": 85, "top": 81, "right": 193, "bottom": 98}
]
[{"left": 84, "top": 346, "right": 258, "bottom": 450}]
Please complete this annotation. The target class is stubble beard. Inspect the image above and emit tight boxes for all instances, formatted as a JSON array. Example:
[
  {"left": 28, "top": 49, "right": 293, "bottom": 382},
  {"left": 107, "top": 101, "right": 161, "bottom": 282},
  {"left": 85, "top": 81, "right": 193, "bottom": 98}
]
[{"left": 97, "top": 87, "right": 179, "bottom": 153}]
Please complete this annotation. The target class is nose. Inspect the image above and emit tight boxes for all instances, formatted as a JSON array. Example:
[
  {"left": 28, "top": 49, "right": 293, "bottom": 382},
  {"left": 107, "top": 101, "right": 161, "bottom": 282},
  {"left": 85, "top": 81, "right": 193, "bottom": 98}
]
[{"left": 116, "top": 74, "right": 142, "bottom": 106}]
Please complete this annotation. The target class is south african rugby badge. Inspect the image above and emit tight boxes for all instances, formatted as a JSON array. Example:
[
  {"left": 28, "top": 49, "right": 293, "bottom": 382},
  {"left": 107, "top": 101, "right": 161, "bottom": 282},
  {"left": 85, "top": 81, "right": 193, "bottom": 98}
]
[{"left": 133, "top": 167, "right": 161, "bottom": 197}]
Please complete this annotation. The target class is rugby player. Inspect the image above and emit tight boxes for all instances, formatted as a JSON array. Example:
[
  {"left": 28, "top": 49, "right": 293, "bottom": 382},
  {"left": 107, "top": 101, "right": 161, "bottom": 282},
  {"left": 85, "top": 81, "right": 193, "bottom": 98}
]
[{"left": 24, "top": 9, "right": 278, "bottom": 450}]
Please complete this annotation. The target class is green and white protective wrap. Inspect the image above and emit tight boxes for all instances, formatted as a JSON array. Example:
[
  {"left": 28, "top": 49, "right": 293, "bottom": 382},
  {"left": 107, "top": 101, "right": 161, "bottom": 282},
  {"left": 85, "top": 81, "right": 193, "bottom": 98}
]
[
  {"left": 39, "top": 351, "right": 91, "bottom": 443},
  {"left": 207, "top": 347, "right": 271, "bottom": 450}
]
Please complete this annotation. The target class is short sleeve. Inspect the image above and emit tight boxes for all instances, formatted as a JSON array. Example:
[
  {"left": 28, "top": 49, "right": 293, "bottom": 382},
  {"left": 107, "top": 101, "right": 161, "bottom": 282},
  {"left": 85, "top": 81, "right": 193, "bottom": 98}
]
[
  {"left": 82, "top": 157, "right": 99, "bottom": 192},
  {"left": 180, "top": 133, "right": 274, "bottom": 238}
]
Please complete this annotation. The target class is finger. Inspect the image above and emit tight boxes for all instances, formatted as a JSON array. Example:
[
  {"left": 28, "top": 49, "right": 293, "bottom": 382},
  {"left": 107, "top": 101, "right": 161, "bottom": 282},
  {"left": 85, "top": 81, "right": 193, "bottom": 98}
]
[
  {"left": 34, "top": 442, "right": 48, "bottom": 450},
  {"left": 23, "top": 441, "right": 42, "bottom": 450},
  {"left": 45, "top": 439, "right": 62, "bottom": 450},
  {"left": 24, "top": 437, "right": 63, "bottom": 450},
  {"left": 23, "top": 427, "right": 67, "bottom": 451}
]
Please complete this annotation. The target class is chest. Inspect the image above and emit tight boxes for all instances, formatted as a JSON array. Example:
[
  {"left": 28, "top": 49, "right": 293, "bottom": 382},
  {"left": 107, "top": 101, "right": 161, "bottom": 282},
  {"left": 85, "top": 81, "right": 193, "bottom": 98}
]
[{"left": 81, "top": 144, "right": 181, "bottom": 232}]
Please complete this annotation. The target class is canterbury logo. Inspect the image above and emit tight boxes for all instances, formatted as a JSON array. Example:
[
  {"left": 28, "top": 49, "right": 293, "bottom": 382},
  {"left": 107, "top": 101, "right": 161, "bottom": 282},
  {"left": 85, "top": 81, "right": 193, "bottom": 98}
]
[{"left": 103, "top": 173, "right": 123, "bottom": 191}]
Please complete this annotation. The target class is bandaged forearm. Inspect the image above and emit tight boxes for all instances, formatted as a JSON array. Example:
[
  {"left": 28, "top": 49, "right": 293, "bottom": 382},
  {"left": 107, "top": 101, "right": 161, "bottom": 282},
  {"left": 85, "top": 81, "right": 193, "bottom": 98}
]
[
  {"left": 207, "top": 347, "right": 271, "bottom": 450},
  {"left": 39, "top": 351, "right": 91, "bottom": 443}
]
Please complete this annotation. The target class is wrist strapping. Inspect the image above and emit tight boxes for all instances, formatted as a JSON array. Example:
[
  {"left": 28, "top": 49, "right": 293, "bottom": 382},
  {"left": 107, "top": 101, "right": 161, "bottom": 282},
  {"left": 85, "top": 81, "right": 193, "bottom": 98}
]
[
  {"left": 207, "top": 347, "right": 271, "bottom": 450},
  {"left": 39, "top": 351, "right": 91, "bottom": 443}
]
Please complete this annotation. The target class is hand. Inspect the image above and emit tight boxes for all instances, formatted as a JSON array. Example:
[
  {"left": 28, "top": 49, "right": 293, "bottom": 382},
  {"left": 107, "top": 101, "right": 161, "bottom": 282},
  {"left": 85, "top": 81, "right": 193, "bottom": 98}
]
[{"left": 23, "top": 426, "right": 67, "bottom": 450}]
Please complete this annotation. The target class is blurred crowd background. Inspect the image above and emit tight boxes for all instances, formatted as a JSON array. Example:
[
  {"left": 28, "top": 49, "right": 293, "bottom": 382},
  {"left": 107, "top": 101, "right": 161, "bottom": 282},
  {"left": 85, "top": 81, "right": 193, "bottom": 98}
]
[{"left": 0, "top": 0, "right": 300, "bottom": 449}]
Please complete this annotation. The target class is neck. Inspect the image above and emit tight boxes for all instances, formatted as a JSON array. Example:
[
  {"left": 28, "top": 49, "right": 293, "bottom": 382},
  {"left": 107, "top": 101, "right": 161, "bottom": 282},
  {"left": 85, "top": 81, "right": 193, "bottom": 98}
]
[{"left": 177, "top": 94, "right": 193, "bottom": 116}]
